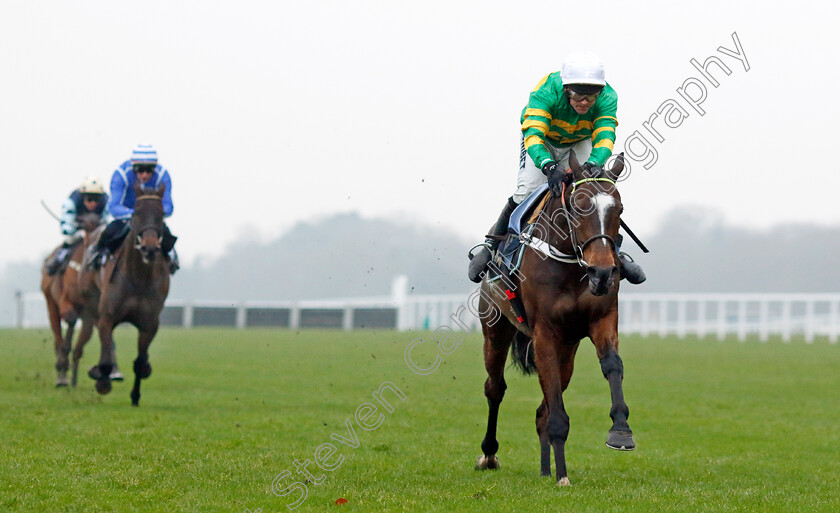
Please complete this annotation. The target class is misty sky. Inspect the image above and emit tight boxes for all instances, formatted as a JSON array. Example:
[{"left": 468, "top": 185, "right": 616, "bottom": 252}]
[{"left": 3, "top": 0, "right": 838, "bottom": 272}]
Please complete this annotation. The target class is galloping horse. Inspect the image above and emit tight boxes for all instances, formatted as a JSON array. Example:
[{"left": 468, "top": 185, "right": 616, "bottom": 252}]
[
  {"left": 475, "top": 152, "right": 634, "bottom": 486},
  {"left": 88, "top": 183, "right": 170, "bottom": 406},
  {"left": 40, "top": 213, "right": 102, "bottom": 387}
]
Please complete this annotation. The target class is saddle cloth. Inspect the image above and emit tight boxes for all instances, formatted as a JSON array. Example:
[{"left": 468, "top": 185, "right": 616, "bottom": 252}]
[{"left": 489, "top": 184, "right": 550, "bottom": 280}]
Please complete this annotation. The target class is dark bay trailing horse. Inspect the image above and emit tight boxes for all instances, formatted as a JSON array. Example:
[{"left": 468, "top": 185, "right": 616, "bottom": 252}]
[
  {"left": 40, "top": 213, "right": 101, "bottom": 387},
  {"left": 88, "top": 183, "right": 170, "bottom": 406},
  {"left": 476, "top": 152, "right": 634, "bottom": 486}
]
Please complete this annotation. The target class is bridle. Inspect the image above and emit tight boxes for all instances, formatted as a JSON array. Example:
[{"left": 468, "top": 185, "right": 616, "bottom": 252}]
[
  {"left": 132, "top": 194, "right": 164, "bottom": 249},
  {"left": 559, "top": 176, "right": 618, "bottom": 267}
]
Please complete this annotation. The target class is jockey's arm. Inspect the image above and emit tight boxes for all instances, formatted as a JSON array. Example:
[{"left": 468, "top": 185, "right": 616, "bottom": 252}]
[
  {"left": 108, "top": 169, "right": 133, "bottom": 219},
  {"left": 59, "top": 197, "right": 79, "bottom": 235},
  {"left": 521, "top": 76, "right": 559, "bottom": 170},
  {"left": 588, "top": 89, "right": 619, "bottom": 167},
  {"left": 160, "top": 170, "right": 174, "bottom": 217}
]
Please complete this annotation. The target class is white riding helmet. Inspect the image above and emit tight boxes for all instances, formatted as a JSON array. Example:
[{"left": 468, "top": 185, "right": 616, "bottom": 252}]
[
  {"left": 79, "top": 175, "right": 106, "bottom": 195},
  {"left": 561, "top": 51, "right": 606, "bottom": 86}
]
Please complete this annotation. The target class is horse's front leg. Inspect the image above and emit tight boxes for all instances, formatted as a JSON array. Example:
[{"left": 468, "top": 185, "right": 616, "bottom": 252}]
[
  {"left": 535, "top": 400, "right": 550, "bottom": 476},
  {"left": 130, "top": 322, "right": 158, "bottom": 407},
  {"left": 535, "top": 340, "right": 580, "bottom": 478},
  {"left": 590, "top": 310, "right": 635, "bottom": 451},
  {"left": 71, "top": 317, "right": 95, "bottom": 387},
  {"left": 533, "top": 327, "right": 578, "bottom": 486},
  {"left": 89, "top": 316, "right": 115, "bottom": 395}
]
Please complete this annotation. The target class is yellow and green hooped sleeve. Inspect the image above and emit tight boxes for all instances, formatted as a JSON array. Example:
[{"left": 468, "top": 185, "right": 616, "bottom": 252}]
[
  {"left": 588, "top": 92, "right": 618, "bottom": 167},
  {"left": 521, "top": 74, "right": 557, "bottom": 169}
]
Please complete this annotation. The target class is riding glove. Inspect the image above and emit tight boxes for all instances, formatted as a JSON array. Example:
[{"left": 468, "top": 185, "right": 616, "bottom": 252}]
[{"left": 542, "top": 162, "right": 569, "bottom": 195}]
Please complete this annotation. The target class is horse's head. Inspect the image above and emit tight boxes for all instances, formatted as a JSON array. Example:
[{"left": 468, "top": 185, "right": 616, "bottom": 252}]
[
  {"left": 78, "top": 212, "right": 102, "bottom": 245},
  {"left": 565, "top": 151, "right": 624, "bottom": 296},
  {"left": 130, "top": 182, "right": 166, "bottom": 264}
]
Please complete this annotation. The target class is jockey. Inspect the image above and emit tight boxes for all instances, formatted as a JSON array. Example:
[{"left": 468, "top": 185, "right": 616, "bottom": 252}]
[
  {"left": 44, "top": 176, "right": 110, "bottom": 276},
  {"left": 86, "top": 143, "right": 179, "bottom": 274},
  {"left": 467, "top": 51, "right": 646, "bottom": 284}
]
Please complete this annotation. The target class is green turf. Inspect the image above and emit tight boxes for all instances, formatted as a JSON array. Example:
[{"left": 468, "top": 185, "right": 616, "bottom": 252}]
[{"left": 1, "top": 327, "right": 839, "bottom": 512}]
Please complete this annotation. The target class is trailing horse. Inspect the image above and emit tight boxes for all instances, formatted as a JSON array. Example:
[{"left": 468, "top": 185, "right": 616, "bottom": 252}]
[
  {"left": 40, "top": 213, "right": 101, "bottom": 387},
  {"left": 475, "top": 152, "right": 634, "bottom": 486},
  {"left": 88, "top": 183, "right": 170, "bottom": 406}
]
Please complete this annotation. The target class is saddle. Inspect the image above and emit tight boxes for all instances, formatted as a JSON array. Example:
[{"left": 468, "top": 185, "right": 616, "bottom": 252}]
[
  {"left": 489, "top": 184, "right": 551, "bottom": 279},
  {"left": 485, "top": 185, "right": 553, "bottom": 327}
]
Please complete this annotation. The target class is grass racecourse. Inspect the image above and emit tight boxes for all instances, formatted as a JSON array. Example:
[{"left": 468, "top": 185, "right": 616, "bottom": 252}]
[{"left": 1, "top": 327, "right": 839, "bottom": 513}]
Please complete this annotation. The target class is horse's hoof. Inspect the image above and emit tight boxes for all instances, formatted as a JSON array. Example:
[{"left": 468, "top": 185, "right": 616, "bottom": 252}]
[
  {"left": 55, "top": 376, "right": 69, "bottom": 387},
  {"left": 87, "top": 365, "right": 102, "bottom": 380},
  {"left": 475, "top": 455, "right": 500, "bottom": 470},
  {"left": 606, "top": 429, "right": 636, "bottom": 451},
  {"left": 110, "top": 370, "right": 124, "bottom": 381},
  {"left": 95, "top": 379, "right": 112, "bottom": 395},
  {"left": 557, "top": 477, "right": 571, "bottom": 487}
]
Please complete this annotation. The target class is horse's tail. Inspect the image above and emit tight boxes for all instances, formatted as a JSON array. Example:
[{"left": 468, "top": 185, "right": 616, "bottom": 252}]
[{"left": 510, "top": 331, "right": 537, "bottom": 375}]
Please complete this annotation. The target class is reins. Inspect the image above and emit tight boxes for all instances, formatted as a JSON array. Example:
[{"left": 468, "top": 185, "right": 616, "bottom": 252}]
[
  {"left": 131, "top": 194, "right": 164, "bottom": 242},
  {"left": 560, "top": 176, "right": 617, "bottom": 267}
]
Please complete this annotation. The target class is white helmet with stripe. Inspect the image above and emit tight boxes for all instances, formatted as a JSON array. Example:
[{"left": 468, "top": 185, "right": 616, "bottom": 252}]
[
  {"left": 561, "top": 51, "right": 606, "bottom": 86},
  {"left": 79, "top": 175, "right": 106, "bottom": 195}
]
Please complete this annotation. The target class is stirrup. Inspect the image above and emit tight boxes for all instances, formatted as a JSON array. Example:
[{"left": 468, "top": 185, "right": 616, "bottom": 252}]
[
  {"left": 45, "top": 259, "right": 61, "bottom": 276},
  {"left": 468, "top": 242, "right": 492, "bottom": 261}
]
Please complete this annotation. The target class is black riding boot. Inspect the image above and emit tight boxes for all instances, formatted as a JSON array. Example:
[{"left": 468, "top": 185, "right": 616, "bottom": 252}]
[
  {"left": 46, "top": 235, "right": 83, "bottom": 275},
  {"left": 45, "top": 247, "right": 71, "bottom": 276},
  {"left": 619, "top": 253, "right": 646, "bottom": 284},
  {"left": 468, "top": 197, "right": 518, "bottom": 283},
  {"left": 616, "top": 234, "right": 647, "bottom": 284},
  {"left": 86, "top": 219, "right": 128, "bottom": 270},
  {"left": 161, "top": 223, "right": 179, "bottom": 274}
]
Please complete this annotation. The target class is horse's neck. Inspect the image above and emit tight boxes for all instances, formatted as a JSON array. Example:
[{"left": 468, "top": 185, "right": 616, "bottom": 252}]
[
  {"left": 82, "top": 229, "right": 96, "bottom": 246},
  {"left": 538, "top": 200, "right": 576, "bottom": 253}
]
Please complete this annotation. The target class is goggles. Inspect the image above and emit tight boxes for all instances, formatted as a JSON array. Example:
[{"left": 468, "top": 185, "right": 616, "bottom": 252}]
[{"left": 566, "top": 89, "right": 601, "bottom": 102}]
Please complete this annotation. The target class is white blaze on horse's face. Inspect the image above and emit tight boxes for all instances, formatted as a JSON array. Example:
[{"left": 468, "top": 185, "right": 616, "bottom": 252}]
[{"left": 593, "top": 194, "right": 616, "bottom": 246}]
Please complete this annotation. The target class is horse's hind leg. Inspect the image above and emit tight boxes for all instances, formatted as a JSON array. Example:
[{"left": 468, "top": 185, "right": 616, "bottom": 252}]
[
  {"left": 475, "top": 316, "right": 516, "bottom": 471},
  {"left": 130, "top": 323, "right": 157, "bottom": 407}
]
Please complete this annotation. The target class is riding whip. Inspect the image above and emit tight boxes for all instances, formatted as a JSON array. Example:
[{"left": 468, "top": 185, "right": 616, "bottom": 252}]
[
  {"left": 619, "top": 220, "right": 649, "bottom": 253},
  {"left": 40, "top": 199, "right": 61, "bottom": 222}
]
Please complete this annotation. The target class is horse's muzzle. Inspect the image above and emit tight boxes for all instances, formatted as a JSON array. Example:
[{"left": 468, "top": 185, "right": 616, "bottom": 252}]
[
  {"left": 586, "top": 265, "right": 618, "bottom": 296},
  {"left": 138, "top": 244, "right": 161, "bottom": 264},
  {"left": 135, "top": 234, "right": 163, "bottom": 264}
]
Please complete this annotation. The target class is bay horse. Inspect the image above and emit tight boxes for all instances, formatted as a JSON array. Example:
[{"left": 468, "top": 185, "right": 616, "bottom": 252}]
[
  {"left": 88, "top": 183, "right": 170, "bottom": 406},
  {"left": 40, "top": 212, "right": 101, "bottom": 387},
  {"left": 475, "top": 151, "right": 634, "bottom": 486}
]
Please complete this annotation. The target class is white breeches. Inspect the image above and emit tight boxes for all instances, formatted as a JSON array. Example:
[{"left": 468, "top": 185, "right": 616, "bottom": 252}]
[{"left": 513, "top": 137, "right": 593, "bottom": 204}]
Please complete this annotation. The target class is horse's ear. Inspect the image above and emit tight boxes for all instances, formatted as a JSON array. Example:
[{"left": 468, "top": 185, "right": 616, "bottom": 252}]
[
  {"left": 133, "top": 181, "right": 143, "bottom": 196},
  {"left": 605, "top": 152, "right": 625, "bottom": 181},
  {"left": 156, "top": 183, "right": 166, "bottom": 197},
  {"left": 568, "top": 149, "right": 583, "bottom": 176}
]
